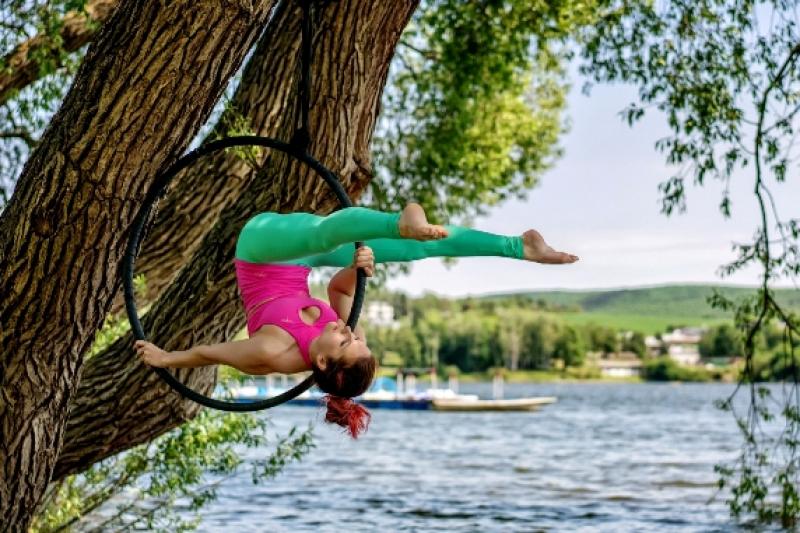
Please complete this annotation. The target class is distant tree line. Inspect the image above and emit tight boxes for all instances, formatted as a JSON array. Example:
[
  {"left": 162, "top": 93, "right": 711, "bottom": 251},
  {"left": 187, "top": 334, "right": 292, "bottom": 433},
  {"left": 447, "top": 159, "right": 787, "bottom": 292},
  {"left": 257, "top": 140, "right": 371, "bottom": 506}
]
[
  {"left": 359, "top": 289, "right": 794, "bottom": 376},
  {"left": 362, "top": 292, "right": 627, "bottom": 372}
]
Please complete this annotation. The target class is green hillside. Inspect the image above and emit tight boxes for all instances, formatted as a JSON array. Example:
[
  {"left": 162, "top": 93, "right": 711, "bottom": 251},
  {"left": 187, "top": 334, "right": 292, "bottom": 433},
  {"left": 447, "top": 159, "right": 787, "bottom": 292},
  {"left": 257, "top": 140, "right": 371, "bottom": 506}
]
[{"left": 482, "top": 283, "right": 800, "bottom": 334}]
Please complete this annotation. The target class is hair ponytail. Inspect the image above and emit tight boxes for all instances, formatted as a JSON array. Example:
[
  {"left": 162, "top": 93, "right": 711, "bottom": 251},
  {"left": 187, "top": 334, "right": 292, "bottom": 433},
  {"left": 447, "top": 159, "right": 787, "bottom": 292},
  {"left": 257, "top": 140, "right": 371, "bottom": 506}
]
[
  {"left": 311, "top": 357, "right": 378, "bottom": 439},
  {"left": 323, "top": 395, "right": 371, "bottom": 438},
  {"left": 312, "top": 353, "right": 377, "bottom": 439}
]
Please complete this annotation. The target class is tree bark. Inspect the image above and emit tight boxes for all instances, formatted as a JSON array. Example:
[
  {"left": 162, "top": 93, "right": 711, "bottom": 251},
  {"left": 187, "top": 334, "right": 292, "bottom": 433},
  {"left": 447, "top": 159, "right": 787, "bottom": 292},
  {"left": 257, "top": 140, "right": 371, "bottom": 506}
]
[
  {"left": 54, "top": 0, "right": 419, "bottom": 481},
  {"left": 0, "top": 0, "right": 119, "bottom": 106},
  {"left": 107, "top": 0, "right": 300, "bottom": 313},
  {"left": 0, "top": 0, "right": 274, "bottom": 528}
]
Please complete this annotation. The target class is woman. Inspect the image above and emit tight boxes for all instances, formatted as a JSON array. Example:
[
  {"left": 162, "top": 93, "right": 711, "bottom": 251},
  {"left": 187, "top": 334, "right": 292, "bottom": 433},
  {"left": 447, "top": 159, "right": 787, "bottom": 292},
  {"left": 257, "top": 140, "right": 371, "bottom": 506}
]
[{"left": 134, "top": 203, "right": 579, "bottom": 438}]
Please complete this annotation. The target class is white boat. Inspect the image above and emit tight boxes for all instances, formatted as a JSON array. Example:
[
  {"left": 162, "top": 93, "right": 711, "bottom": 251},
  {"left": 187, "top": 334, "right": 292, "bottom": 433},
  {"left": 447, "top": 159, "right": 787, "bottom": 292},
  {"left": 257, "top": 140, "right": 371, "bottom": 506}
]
[{"left": 431, "top": 396, "right": 557, "bottom": 412}]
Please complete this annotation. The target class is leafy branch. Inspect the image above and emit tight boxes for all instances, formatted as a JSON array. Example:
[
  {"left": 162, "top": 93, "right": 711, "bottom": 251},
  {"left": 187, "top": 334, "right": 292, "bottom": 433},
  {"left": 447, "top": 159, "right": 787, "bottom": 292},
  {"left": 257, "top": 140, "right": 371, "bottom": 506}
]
[{"left": 579, "top": 0, "right": 800, "bottom": 525}]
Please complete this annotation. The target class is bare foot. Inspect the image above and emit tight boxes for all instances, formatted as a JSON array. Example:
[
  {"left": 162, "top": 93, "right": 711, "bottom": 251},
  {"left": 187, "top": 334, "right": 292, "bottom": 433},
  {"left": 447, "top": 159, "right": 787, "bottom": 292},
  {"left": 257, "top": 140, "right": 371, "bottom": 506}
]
[
  {"left": 522, "top": 229, "right": 579, "bottom": 264},
  {"left": 398, "top": 203, "right": 449, "bottom": 240}
]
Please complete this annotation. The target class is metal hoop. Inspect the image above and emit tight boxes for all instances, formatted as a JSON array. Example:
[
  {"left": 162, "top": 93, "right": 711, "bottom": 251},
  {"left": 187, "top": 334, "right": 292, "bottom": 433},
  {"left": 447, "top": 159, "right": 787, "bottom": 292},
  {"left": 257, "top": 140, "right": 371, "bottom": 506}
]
[{"left": 123, "top": 136, "right": 367, "bottom": 411}]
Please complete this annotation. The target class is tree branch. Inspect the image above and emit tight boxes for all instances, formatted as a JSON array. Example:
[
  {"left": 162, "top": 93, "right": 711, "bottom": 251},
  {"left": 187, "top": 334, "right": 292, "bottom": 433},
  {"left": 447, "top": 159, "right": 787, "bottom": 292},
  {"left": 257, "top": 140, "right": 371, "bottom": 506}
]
[
  {"left": 0, "top": 0, "right": 119, "bottom": 105},
  {"left": 0, "top": 128, "right": 37, "bottom": 147},
  {"left": 398, "top": 39, "right": 438, "bottom": 61}
]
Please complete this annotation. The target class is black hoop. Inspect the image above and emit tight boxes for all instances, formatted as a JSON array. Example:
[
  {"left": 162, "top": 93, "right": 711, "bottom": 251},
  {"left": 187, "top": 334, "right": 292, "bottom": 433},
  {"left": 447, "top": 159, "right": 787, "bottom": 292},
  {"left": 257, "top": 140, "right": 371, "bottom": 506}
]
[{"left": 123, "top": 135, "right": 368, "bottom": 411}]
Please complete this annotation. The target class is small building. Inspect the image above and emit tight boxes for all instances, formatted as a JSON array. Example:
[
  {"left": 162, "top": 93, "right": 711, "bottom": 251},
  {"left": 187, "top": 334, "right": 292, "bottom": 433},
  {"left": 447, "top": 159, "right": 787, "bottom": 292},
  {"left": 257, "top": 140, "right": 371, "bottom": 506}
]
[
  {"left": 597, "top": 358, "right": 643, "bottom": 377},
  {"left": 646, "top": 326, "right": 708, "bottom": 366},
  {"left": 365, "top": 301, "right": 398, "bottom": 329},
  {"left": 662, "top": 327, "right": 704, "bottom": 345},
  {"left": 597, "top": 351, "right": 643, "bottom": 377},
  {"left": 644, "top": 335, "right": 662, "bottom": 357},
  {"left": 667, "top": 344, "right": 701, "bottom": 366}
]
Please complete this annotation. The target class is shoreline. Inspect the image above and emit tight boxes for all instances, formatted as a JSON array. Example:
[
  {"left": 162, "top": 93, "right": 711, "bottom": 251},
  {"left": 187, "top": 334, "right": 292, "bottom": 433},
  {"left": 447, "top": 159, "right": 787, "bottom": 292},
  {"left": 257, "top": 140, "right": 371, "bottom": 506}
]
[
  {"left": 376, "top": 369, "right": 643, "bottom": 384},
  {"left": 376, "top": 368, "right": 739, "bottom": 384}
]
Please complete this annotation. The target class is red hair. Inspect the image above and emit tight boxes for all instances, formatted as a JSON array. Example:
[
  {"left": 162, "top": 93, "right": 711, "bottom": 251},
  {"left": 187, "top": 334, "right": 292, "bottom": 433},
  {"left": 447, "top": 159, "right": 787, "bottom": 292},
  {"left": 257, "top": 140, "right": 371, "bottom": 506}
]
[
  {"left": 322, "top": 396, "right": 371, "bottom": 438},
  {"left": 312, "top": 355, "right": 377, "bottom": 439}
]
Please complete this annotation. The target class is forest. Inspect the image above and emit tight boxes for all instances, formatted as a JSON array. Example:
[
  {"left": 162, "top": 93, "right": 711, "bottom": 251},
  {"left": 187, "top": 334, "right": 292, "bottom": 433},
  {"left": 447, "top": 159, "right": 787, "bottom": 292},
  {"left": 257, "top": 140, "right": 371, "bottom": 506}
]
[{"left": 354, "top": 285, "right": 796, "bottom": 381}]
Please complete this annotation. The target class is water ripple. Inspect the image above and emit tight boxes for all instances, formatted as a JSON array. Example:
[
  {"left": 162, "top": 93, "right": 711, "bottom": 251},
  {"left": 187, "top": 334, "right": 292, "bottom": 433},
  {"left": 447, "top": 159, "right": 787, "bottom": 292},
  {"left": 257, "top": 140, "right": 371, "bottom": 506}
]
[{"left": 188, "top": 383, "right": 758, "bottom": 532}]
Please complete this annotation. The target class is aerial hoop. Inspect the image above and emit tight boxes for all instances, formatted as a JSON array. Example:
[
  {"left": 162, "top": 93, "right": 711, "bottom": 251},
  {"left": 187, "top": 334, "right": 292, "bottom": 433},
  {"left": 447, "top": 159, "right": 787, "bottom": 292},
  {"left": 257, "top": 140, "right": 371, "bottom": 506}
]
[
  {"left": 123, "top": 0, "right": 363, "bottom": 411},
  {"left": 123, "top": 136, "right": 368, "bottom": 411}
]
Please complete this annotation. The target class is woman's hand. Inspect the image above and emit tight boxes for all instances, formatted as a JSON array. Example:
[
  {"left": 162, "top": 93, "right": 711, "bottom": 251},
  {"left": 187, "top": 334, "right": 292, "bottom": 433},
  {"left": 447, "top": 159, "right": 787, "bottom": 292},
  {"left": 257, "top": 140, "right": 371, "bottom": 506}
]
[
  {"left": 134, "top": 339, "right": 169, "bottom": 367},
  {"left": 352, "top": 246, "right": 375, "bottom": 277}
]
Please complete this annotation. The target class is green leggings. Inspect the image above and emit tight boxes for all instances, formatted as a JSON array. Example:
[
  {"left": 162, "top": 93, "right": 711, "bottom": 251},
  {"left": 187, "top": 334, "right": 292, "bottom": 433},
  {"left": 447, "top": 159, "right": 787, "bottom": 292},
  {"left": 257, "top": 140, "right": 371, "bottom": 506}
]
[{"left": 234, "top": 207, "right": 524, "bottom": 267}]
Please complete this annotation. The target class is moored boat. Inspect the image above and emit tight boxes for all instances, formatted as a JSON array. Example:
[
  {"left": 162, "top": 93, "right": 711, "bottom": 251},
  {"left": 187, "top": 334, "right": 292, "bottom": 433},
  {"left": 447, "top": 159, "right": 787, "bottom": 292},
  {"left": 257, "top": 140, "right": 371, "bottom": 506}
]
[
  {"left": 218, "top": 374, "right": 557, "bottom": 412},
  {"left": 431, "top": 396, "right": 557, "bottom": 412}
]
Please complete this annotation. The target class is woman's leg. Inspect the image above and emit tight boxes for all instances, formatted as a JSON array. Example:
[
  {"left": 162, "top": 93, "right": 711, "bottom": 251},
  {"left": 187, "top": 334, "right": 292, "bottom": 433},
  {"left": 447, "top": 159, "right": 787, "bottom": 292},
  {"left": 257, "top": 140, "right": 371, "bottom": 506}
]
[
  {"left": 291, "top": 225, "right": 524, "bottom": 267},
  {"left": 235, "top": 207, "right": 402, "bottom": 263}
]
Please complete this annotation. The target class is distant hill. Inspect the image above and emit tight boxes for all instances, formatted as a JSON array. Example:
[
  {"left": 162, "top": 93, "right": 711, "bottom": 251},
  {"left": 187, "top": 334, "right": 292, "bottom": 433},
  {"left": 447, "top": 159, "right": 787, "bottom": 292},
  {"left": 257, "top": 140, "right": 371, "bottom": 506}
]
[{"left": 480, "top": 284, "right": 800, "bottom": 333}]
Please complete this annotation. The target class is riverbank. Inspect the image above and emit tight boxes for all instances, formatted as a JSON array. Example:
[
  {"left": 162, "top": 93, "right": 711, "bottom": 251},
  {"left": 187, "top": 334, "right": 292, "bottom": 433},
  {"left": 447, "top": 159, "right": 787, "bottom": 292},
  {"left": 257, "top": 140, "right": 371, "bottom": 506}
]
[
  {"left": 462, "top": 369, "right": 644, "bottom": 383},
  {"left": 377, "top": 361, "right": 740, "bottom": 384},
  {"left": 377, "top": 368, "right": 643, "bottom": 384}
]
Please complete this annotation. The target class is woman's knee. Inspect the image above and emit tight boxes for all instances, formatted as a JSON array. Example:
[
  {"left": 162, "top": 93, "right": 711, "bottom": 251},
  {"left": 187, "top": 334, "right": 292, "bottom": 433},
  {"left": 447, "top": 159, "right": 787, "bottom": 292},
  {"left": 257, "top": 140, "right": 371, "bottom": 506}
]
[{"left": 317, "top": 207, "right": 362, "bottom": 247}]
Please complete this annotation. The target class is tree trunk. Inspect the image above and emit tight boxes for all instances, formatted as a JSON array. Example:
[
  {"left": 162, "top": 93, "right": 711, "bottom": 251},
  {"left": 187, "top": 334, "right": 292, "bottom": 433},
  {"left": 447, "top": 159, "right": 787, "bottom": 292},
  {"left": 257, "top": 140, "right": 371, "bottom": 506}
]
[
  {"left": 0, "top": 0, "right": 274, "bottom": 527},
  {"left": 510, "top": 328, "right": 520, "bottom": 371},
  {"left": 107, "top": 0, "right": 301, "bottom": 313},
  {"left": 54, "top": 0, "right": 419, "bottom": 481}
]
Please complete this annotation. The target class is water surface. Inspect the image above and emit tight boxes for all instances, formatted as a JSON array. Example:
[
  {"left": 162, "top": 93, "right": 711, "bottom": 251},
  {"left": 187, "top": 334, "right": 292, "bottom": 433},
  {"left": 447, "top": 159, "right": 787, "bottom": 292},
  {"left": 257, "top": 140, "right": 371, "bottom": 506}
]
[{"left": 189, "top": 383, "right": 765, "bottom": 532}]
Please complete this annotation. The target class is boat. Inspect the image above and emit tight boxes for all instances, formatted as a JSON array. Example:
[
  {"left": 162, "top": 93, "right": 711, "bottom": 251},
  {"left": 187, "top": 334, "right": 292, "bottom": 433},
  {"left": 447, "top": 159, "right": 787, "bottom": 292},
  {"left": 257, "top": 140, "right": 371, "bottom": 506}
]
[
  {"left": 217, "top": 373, "right": 557, "bottom": 412},
  {"left": 431, "top": 396, "right": 557, "bottom": 412}
]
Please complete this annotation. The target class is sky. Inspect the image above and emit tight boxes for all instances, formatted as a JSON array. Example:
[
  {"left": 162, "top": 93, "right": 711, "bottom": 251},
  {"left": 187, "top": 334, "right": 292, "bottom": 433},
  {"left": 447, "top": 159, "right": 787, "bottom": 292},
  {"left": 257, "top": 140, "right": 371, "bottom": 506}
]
[{"left": 384, "top": 76, "right": 800, "bottom": 297}]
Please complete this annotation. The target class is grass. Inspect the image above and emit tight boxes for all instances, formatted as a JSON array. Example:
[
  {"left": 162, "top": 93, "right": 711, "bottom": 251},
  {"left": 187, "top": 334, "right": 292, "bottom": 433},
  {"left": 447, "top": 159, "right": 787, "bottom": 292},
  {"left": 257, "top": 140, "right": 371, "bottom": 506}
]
[
  {"left": 545, "top": 311, "right": 732, "bottom": 335},
  {"left": 504, "top": 284, "right": 800, "bottom": 315},
  {"left": 483, "top": 284, "right": 800, "bottom": 335}
]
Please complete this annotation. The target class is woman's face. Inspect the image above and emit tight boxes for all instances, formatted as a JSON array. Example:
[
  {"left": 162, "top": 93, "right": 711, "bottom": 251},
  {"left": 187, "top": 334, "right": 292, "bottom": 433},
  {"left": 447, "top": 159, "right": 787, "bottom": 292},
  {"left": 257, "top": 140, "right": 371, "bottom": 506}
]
[{"left": 314, "top": 319, "right": 371, "bottom": 369}]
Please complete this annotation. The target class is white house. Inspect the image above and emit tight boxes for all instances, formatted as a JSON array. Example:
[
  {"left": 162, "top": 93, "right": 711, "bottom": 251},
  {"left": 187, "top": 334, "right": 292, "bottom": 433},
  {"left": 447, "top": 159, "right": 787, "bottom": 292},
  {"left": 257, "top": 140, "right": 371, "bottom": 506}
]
[
  {"left": 667, "top": 344, "right": 701, "bottom": 366},
  {"left": 597, "top": 358, "right": 643, "bottom": 377},
  {"left": 653, "top": 326, "right": 708, "bottom": 366},
  {"left": 644, "top": 335, "right": 662, "bottom": 357},
  {"left": 586, "top": 351, "right": 642, "bottom": 378},
  {"left": 662, "top": 327, "right": 704, "bottom": 345},
  {"left": 365, "top": 301, "right": 398, "bottom": 329}
]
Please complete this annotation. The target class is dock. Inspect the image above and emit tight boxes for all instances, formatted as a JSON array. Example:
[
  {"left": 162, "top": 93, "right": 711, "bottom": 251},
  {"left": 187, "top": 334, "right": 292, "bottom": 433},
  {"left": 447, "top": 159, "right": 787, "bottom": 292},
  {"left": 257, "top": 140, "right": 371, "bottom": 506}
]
[{"left": 221, "top": 374, "right": 557, "bottom": 412}]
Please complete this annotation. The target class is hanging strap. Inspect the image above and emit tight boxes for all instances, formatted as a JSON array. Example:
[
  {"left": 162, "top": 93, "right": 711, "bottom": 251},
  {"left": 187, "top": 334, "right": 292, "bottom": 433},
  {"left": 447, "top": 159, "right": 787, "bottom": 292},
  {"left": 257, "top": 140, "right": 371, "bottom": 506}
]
[{"left": 291, "top": 0, "right": 313, "bottom": 152}]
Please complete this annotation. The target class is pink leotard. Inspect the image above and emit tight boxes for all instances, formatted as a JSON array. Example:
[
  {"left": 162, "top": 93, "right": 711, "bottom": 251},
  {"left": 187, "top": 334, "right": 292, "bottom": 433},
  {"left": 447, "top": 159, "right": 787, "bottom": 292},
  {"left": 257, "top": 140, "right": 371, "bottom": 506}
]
[{"left": 234, "top": 259, "right": 340, "bottom": 367}]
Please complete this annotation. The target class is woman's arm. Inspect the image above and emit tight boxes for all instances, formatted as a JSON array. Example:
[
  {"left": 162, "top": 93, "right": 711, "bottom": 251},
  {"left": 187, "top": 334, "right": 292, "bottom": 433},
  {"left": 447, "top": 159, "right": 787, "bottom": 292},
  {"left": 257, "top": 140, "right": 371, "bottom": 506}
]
[
  {"left": 327, "top": 266, "right": 357, "bottom": 317},
  {"left": 134, "top": 337, "right": 272, "bottom": 373},
  {"left": 327, "top": 246, "right": 373, "bottom": 338}
]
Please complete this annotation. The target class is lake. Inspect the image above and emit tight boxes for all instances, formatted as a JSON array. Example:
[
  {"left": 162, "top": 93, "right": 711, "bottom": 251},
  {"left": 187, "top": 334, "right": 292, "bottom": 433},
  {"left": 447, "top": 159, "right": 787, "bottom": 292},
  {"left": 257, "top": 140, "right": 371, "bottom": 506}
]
[{"left": 187, "top": 382, "right": 773, "bottom": 532}]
